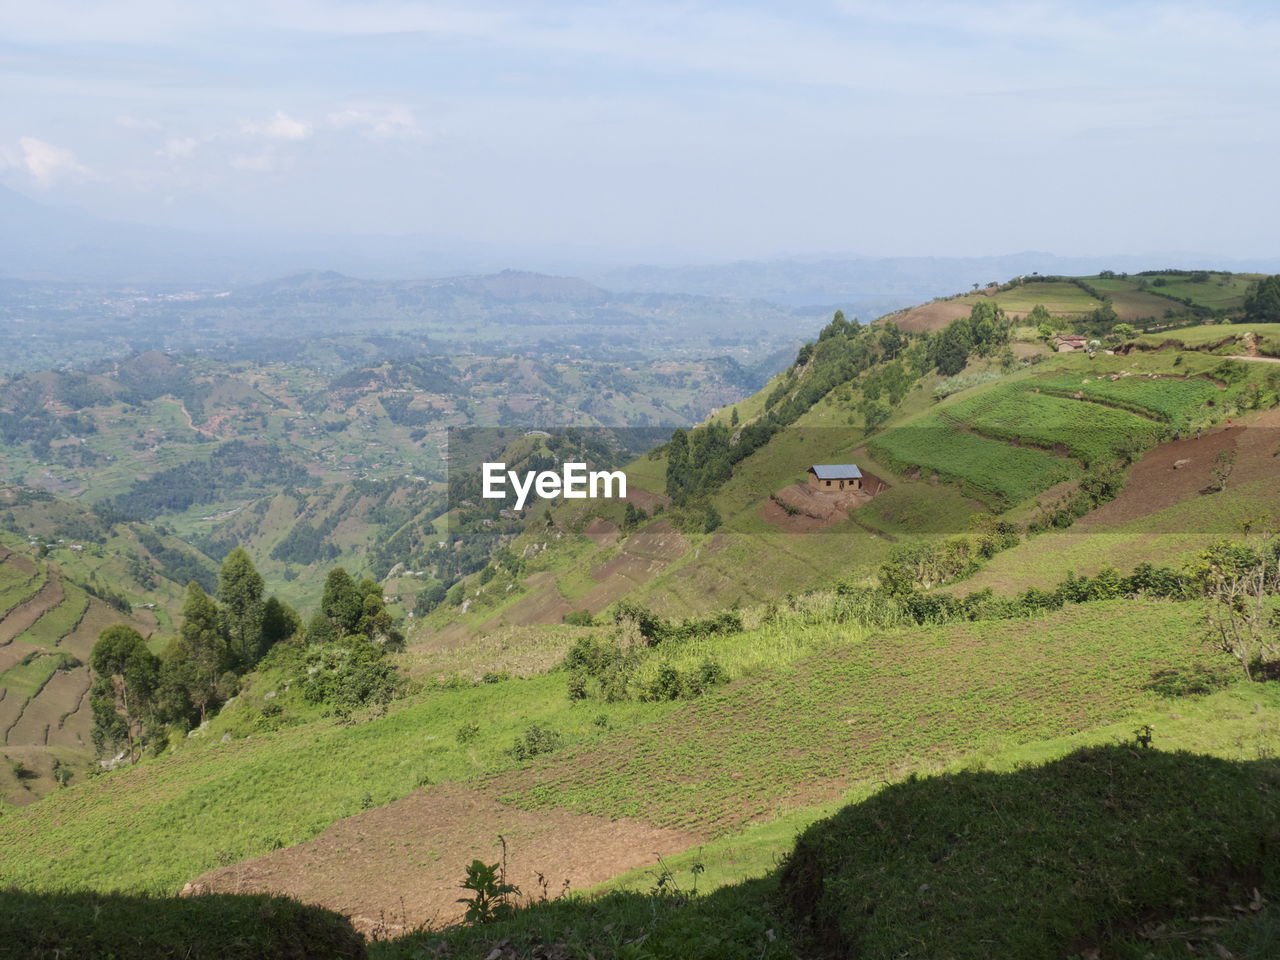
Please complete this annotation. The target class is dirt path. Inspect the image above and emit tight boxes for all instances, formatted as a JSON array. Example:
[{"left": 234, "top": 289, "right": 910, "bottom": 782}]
[
  {"left": 0, "top": 571, "right": 63, "bottom": 646},
  {"left": 1229, "top": 354, "right": 1280, "bottom": 364},
  {"left": 183, "top": 783, "right": 702, "bottom": 936}
]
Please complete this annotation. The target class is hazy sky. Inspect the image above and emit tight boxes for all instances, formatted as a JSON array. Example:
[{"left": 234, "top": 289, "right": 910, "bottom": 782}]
[{"left": 3, "top": 1, "right": 1278, "bottom": 261}]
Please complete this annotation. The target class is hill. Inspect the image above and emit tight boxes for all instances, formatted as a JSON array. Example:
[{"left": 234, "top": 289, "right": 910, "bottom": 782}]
[
  {"left": 3, "top": 270, "right": 1280, "bottom": 957},
  {"left": 887, "top": 270, "right": 1266, "bottom": 333}
]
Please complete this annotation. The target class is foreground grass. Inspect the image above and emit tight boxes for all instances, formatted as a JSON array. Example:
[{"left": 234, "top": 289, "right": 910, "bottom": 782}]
[
  {"left": 781, "top": 746, "right": 1280, "bottom": 960},
  {"left": 0, "top": 889, "right": 366, "bottom": 960},
  {"left": 0, "top": 674, "right": 672, "bottom": 893},
  {"left": 490, "top": 600, "right": 1220, "bottom": 831},
  {"left": 377, "top": 743, "right": 1280, "bottom": 960}
]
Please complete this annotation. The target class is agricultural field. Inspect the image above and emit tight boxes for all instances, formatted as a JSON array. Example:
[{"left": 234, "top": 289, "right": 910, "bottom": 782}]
[
  {"left": 869, "top": 412, "right": 1078, "bottom": 507},
  {"left": 1031, "top": 370, "right": 1239, "bottom": 428},
  {"left": 1137, "top": 321, "right": 1280, "bottom": 355},
  {"left": 944, "top": 387, "right": 1162, "bottom": 465},
  {"left": 1124, "top": 272, "right": 1261, "bottom": 310}
]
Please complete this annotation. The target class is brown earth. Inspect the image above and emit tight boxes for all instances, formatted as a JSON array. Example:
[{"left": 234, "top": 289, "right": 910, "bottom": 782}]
[
  {"left": 183, "top": 783, "right": 702, "bottom": 937},
  {"left": 477, "top": 571, "right": 573, "bottom": 629},
  {"left": 0, "top": 570, "right": 63, "bottom": 645},
  {"left": 889, "top": 299, "right": 974, "bottom": 333},
  {"left": 1079, "top": 407, "right": 1280, "bottom": 526},
  {"left": 0, "top": 640, "right": 38, "bottom": 674},
  {"left": 10, "top": 668, "right": 91, "bottom": 748},
  {"left": 760, "top": 475, "right": 888, "bottom": 533},
  {"left": 0, "top": 548, "right": 37, "bottom": 578},
  {"left": 582, "top": 517, "right": 619, "bottom": 545}
]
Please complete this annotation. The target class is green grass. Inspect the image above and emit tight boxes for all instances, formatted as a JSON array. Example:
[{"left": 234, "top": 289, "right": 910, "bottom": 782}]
[
  {"left": 1138, "top": 321, "right": 1280, "bottom": 350},
  {"left": 0, "top": 888, "right": 365, "bottom": 960},
  {"left": 0, "top": 670, "right": 674, "bottom": 894},
  {"left": 945, "top": 386, "right": 1162, "bottom": 465},
  {"left": 1030, "top": 371, "right": 1226, "bottom": 427},
  {"left": 0, "top": 562, "right": 44, "bottom": 619},
  {"left": 870, "top": 412, "right": 1078, "bottom": 507},
  {"left": 779, "top": 745, "right": 1280, "bottom": 960},
  {"left": 490, "top": 599, "right": 1221, "bottom": 832},
  {"left": 0, "top": 651, "right": 76, "bottom": 699}
]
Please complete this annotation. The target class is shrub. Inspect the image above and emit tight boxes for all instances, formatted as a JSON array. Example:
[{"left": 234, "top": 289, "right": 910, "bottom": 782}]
[{"left": 508, "top": 725, "right": 564, "bottom": 762}]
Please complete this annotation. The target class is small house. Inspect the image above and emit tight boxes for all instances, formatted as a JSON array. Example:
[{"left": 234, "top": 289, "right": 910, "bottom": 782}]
[
  {"left": 807, "top": 463, "right": 862, "bottom": 492},
  {"left": 1052, "top": 334, "right": 1089, "bottom": 353}
]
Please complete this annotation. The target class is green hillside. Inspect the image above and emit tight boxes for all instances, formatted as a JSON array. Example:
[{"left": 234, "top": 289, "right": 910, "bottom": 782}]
[{"left": 3, "top": 272, "right": 1280, "bottom": 958}]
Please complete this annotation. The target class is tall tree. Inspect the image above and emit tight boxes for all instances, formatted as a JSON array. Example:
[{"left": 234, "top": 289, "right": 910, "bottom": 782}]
[
  {"left": 321, "top": 568, "right": 363, "bottom": 636},
  {"left": 90, "top": 625, "right": 159, "bottom": 762},
  {"left": 261, "top": 595, "right": 301, "bottom": 649},
  {"left": 218, "top": 547, "right": 264, "bottom": 668},
  {"left": 176, "top": 582, "right": 230, "bottom": 724}
]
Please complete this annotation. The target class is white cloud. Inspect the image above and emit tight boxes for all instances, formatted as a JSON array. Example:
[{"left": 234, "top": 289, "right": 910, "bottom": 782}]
[
  {"left": 229, "top": 152, "right": 277, "bottom": 172},
  {"left": 327, "top": 103, "right": 424, "bottom": 140},
  {"left": 13, "top": 137, "right": 93, "bottom": 187},
  {"left": 159, "top": 136, "right": 200, "bottom": 159},
  {"left": 115, "top": 114, "right": 163, "bottom": 131},
  {"left": 243, "top": 111, "right": 312, "bottom": 141}
]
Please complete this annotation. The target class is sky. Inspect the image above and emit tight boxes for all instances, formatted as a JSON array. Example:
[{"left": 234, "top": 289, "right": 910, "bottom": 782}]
[{"left": 2, "top": 0, "right": 1279, "bottom": 262}]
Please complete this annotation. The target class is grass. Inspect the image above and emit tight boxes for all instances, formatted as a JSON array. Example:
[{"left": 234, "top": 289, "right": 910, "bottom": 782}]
[
  {"left": 0, "top": 888, "right": 366, "bottom": 960},
  {"left": 780, "top": 745, "right": 1280, "bottom": 960},
  {"left": 0, "top": 561, "right": 44, "bottom": 619},
  {"left": 1138, "top": 322, "right": 1280, "bottom": 350},
  {"left": 1030, "top": 371, "right": 1227, "bottom": 427},
  {"left": 489, "top": 599, "right": 1221, "bottom": 833},
  {"left": 0, "top": 651, "right": 76, "bottom": 700},
  {"left": 945, "top": 386, "right": 1162, "bottom": 465},
  {"left": 870, "top": 412, "right": 1078, "bottom": 507},
  {"left": 381, "top": 682, "right": 1280, "bottom": 960},
  {"left": 0, "top": 669, "right": 674, "bottom": 894}
]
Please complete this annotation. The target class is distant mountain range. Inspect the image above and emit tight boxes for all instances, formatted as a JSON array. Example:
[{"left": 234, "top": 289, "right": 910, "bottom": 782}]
[{"left": 3, "top": 184, "right": 1277, "bottom": 314}]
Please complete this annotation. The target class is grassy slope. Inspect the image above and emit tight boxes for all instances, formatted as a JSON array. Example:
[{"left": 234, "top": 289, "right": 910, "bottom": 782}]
[{"left": 0, "top": 595, "right": 1234, "bottom": 897}]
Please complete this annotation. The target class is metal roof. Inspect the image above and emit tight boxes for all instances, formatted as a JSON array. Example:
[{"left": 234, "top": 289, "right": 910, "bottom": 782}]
[{"left": 809, "top": 463, "right": 862, "bottom": 480}]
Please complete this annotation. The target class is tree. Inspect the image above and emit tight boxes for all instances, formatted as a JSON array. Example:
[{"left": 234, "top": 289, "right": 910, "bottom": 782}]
[
  {"left": 321, "top": 568, "right": 363, "bottom": 636},
  {"left": 1243, "top": 275, "right": 1280, "bottom": 323},
  {"left": 1189, "top": 529, "right": 1280, "bottom": 680},
  {"left": 261, "top": 596, "right": 301, "bottom": 649},
  {"left": 174, "top": 582, "right": 229, "bottom": 724},
  {"left": 218, "top": 548, "right": 264, "bottom": 668},
  {"left": 90, "top": 625, "right": 159, "bottom": 762}
]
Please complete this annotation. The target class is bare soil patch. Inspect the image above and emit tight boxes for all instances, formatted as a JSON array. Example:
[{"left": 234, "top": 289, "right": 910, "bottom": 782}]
[
  {"left": 0, "top": 549, "right": 37, "bottom": 577},
  {"left": 57, "top": 598, "right": 121, "bottom": 662},
  {"left": 759, "top": 475, "right": 887, "bottom": 533},
  {"left": 0, "top": 640, "right": 38, "bottom": 674},
  {"left": 890, "top": 300, "right": 974, "bottom": 333},
  {"left": 1080, "top": 408, "right": 1280, "bottom": 526},
  {"left": 13, "top": 668, "right": 91, "bottom": 748},
  {"left": 582, "top": 517, "right": 619, "bottom": 545},
  {"left": 0, "top": 571, "right": 63, "bottom": 646},
  {"left": 183, "top": 783, "right": 701, "bottom": 937},
  {"left": 480, "top": 572, "right": 572, "bottom": 629}
]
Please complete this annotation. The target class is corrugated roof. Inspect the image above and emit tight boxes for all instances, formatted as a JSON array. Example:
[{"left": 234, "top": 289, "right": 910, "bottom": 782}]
[{"left": 809, "top": 463, "right": 862, "bottom": 480}]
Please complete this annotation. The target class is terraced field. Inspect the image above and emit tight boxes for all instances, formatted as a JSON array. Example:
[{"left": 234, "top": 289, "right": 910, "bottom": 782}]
[
  {"left": 869, "top": 412, "right": 1078, "bottom": 507},
  {"left": 1030, "top": 371, "right": 1226, "bottom": 427},
  {"left": 943, "top": 387, "right": 1163, "bottom": 465},
  {"left": 0, "top": 546, "right": 153, "bottom": 802}
]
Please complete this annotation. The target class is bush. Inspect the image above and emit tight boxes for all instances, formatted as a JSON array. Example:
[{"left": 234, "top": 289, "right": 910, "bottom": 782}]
[{"left": 507, "top": 725, "right": 564, "bottom": 762}]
